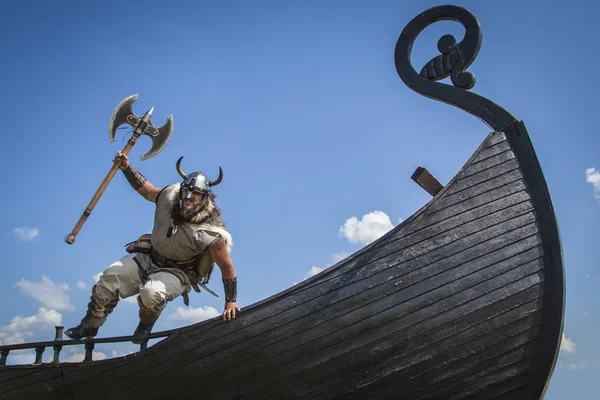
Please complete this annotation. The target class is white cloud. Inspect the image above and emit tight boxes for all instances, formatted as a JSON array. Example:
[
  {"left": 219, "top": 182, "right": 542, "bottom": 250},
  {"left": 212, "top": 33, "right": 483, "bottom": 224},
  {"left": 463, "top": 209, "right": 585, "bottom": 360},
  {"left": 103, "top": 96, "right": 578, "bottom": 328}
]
[
  {"left": 561, "top": 334, "right": 576, "bottom": 354},
  {"left": 62, "top": 351, "right": 107, "bottom": 363},
  {"left": 0, "top": 307, "right": 62, "bottom": 345},
  {"left": 580, "top": 312, "right": 591, "bottom": 319},
  {"left": 5, "top": 308, "right": 62, "bottom": 332},
  {"left": 12, "top": 227, "right": 39, "bottom": 241},
  {"left": 568, "top": 363, "right": 589, "bottom": 370},
  {"left": 111, "top": 349, "right": 134, "bottom": 358},
  {"left": 6, "top": 351, "right": 35, "bottom": 365},
  {"left": 332, "top": 252, "right": 349, "bottom": 264},
  {"left": 5, "top": 348, "right": 55, "bottom": 366},
  {"left": 306, "top": 266, "right": 323, "bottom": 279},
  {"left": 338, "top": 210, "right": 395, "bottom": 246},
  {"left": 92, "top": 272, "right": 102, "bottom": 283},
  {"left": 167, "top": 305, "right": 220, "bottom": 323},
  {"left": 0, "top": 330, "right": 33, "bottom": 346},
  {"left": 586, "top": 168, "right": 600, "bottom": 201},
  {"left": 76, "top": 281, "right": 88, "bottom": 290},
  {"left": 14, "top": 275, "right": 74, "bottom": 311}
]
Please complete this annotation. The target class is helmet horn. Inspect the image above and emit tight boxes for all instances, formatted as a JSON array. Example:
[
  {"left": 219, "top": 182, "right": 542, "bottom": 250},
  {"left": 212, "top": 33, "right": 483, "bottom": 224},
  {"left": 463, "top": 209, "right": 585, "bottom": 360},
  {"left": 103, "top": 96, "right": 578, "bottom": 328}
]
[
  {"left": 208, "top": 167, "right": 223, "bottom": 187},
  {"left": 176, "top": 156, "right": 188, "bottom": 179}
]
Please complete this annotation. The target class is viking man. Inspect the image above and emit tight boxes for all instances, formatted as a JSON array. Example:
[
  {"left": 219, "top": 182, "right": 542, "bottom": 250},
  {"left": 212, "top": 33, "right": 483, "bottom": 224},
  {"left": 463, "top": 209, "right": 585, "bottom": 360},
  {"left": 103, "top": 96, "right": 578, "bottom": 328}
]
[{"left": 66, "top": 151, "right": 239, "bottom": 344}]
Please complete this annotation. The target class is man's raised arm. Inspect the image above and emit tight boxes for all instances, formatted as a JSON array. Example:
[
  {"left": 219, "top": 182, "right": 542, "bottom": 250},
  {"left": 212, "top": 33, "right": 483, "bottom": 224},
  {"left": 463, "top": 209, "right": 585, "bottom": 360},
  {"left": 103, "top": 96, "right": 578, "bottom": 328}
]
[{"left": 114, "top": 151, "right": 162, "bottom": 203}]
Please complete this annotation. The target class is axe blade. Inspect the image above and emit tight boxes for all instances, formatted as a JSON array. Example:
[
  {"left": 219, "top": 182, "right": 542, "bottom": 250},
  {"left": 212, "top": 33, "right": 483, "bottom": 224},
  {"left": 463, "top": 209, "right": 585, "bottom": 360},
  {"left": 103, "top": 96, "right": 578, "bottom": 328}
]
[
  {"left": 108, "top": 94, "right": 138, "bottom": 142},
  {"left": 140, "top": 114, "right": 174, "bottom": 160}
]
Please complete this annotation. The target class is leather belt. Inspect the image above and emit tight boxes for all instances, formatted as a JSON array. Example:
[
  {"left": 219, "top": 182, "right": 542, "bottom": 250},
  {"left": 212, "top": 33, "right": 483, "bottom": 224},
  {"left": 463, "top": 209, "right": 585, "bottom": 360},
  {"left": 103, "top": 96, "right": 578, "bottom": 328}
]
[{"left": 149, "top": 248, "right": 197, "bottom": 270}]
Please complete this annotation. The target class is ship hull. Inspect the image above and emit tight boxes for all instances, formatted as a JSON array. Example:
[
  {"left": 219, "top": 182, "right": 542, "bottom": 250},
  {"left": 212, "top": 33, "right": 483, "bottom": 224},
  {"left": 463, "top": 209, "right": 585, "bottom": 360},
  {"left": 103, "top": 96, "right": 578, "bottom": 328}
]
[{"left": 0, "top": 121, "right": 564, "bottom": 400}]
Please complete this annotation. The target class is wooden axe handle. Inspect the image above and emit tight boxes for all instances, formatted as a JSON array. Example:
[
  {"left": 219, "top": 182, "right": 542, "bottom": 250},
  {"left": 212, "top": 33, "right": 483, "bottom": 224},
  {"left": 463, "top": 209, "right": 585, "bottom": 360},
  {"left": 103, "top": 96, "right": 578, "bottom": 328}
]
[{"left": 65, "top": 134, "right": 140, "bottom": 244}]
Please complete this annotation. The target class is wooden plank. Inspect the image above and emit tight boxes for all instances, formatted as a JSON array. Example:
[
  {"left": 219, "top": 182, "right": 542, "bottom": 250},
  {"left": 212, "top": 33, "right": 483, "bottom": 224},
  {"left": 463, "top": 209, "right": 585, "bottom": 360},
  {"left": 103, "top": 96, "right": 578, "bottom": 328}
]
[
  {"left": 361, "top": 328, "right": 538, "bottom": 400},
  {"left": 389, "top": 191, "right": 531, "bottom": 246},
  {"left": 423, "top": 181, "right": 527, "bottom": 225},
  {"left": 412, "top": 167, "right": 444, "bottom": 196},
  {"left": 472, "top": 140, "right": 511, "bottom": 163},
  {"left": 442, "top": 361, "right": 532, "bottom": 400},
  {"left": 431, "top": 169, "right": 524, "bottom": 213},
  {"left": 227, "top": 269, "right": 543, "bottom": 398},
  {"left": 446, "top": 159, "right": 520, "bottom": 195},
  {"left": 360, "top": 201, "right": 535, "bottom": 267},
  {"left": 484, "top": 132, "right": 507, "bottom": 148},
  {"left": 0, "top": 367, "right": 63, "bottom": 399},
  {"left": 213, "top": 236, "right": 543, "bottom": 384},
  {"left": 291, "top": 295, "right": 541, "bottom": 399},
  {"left": 0, "top": 367, "right": 49, "bottom": 384},
  {"left": 361, "top": 178, "right": 528, "bottom": 254},
  {"left": 144, "top": 250, "right": 543, "bottom": 396},
  {"left": 459, "top": 150, "right": 515, "bottom": 180},
  {"left": 265, "top": 322, "right": 541, "bottom": 400},
  {"left": 149, "top": 290, "right": 541, "bottom": 400}
]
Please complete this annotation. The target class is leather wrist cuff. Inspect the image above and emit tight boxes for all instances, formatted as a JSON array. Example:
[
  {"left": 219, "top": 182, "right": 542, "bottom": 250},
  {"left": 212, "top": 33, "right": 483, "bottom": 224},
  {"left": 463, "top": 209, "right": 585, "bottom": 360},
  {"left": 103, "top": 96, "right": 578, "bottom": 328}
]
[
  {"left": 223, "top": 277, "right": 237, "bottom": 303},
  {"left": 122, "top": 165, "right": 147, "bottom": 190}
]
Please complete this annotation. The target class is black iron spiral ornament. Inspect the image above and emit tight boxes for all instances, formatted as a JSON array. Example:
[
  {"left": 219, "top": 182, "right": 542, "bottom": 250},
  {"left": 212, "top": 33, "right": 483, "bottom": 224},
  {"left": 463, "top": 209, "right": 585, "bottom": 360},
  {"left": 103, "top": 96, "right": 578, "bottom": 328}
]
[{"left": 394, "top": 5, "right": 517, "bottom": 132}]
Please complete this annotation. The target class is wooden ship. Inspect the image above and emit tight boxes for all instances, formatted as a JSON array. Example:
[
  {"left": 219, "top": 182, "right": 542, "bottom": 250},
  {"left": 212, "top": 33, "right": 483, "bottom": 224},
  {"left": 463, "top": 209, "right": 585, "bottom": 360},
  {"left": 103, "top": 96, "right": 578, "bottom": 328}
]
[{"left": 0, "top": 5, "right": 564, "bottom": 400}]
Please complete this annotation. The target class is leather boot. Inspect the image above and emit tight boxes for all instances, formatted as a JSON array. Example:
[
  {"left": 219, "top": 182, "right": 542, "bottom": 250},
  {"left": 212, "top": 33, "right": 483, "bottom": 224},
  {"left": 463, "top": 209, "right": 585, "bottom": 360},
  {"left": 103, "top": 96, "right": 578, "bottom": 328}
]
[
  {"left": 132, "top": 296, "right": 162, "bottom": 344},
  {"left": 65, "top": 285, "right": 119, "bottom": 340},
  {"left": 132, "top": 320, "right": 156, "bottom": 344},
  {"left": 64, "top": 325, "right": 99, "bottom": 340}
]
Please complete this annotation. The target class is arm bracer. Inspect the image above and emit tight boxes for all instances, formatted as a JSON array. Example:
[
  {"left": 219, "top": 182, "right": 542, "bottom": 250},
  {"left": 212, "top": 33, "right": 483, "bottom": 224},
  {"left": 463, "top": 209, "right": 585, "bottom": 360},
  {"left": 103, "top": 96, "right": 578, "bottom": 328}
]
[
  {"left": 223, "top": 277, "right": 237, "bottom": 303},
  {"left": 122, "top": 165, "right": 147, "bottom": 190}
]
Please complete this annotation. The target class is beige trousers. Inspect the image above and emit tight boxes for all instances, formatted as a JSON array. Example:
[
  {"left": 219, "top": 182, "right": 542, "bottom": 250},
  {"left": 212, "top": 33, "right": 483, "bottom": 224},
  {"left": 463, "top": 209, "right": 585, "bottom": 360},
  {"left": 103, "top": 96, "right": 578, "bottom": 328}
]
[{"left": 95, "top": 253, "right": 189, "bottom": 314}]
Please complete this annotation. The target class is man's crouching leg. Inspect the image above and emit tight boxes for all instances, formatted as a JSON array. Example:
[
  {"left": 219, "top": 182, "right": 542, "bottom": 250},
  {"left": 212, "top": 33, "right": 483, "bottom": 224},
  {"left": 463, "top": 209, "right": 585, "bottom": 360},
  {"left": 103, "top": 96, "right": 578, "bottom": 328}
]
[
  {"left": 132, "top": 275, "right": 176, "bottom": 344},
  {"left": 65, "top": 255, "right": 140, "bottom": 340},
  {"left": 65, "top": 285, "right": 120, "bottom": 339},
  {"left": 132, "top": 295, "right": 166, "bottom": 345}
]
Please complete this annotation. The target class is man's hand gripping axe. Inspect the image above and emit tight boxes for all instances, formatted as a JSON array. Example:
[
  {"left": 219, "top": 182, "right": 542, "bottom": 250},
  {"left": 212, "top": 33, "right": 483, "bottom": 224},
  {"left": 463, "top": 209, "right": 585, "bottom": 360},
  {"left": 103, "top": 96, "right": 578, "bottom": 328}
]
[{"left": 65, "top": 94, "right": 174, "bottom": 245}]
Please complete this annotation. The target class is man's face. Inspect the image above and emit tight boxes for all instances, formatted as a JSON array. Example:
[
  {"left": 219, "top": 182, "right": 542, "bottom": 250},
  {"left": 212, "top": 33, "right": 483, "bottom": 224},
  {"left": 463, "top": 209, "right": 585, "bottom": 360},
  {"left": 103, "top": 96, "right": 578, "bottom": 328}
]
[{"left": 180, "top": 188, "right": 206, "bottom": 219}]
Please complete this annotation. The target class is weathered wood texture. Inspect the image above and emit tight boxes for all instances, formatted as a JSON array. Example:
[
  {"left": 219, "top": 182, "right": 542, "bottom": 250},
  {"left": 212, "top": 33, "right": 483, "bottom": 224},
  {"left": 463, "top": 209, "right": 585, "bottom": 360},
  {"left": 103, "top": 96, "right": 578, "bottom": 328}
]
[{"left": 0, "top": 123, "right": 564, "bottom": 400}]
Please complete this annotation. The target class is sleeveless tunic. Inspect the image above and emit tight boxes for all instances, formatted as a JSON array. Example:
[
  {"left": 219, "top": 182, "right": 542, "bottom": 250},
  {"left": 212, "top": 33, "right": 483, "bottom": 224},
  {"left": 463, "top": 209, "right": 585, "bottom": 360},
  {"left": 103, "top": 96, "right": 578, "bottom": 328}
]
[{"left": 152, "top": 185, "right": 222, "bottom": 261}]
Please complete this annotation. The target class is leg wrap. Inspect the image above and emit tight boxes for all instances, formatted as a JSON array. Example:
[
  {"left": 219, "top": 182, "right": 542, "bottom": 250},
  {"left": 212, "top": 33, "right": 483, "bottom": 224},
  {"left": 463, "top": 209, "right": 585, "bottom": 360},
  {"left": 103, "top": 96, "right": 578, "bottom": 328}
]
[
  {"left": 132, "top": 298, "right": 162, "bottom": 344},
  {"left": 137, "top": 295, "right": 165, "bottom": 325},
  {"left": 80, "top": 285, "right": 120, "bottom": 329}
]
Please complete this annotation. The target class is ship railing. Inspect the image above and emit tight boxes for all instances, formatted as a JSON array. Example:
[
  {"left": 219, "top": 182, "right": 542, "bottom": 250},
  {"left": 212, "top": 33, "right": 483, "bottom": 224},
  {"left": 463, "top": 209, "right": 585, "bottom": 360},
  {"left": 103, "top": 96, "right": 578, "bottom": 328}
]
[{"left": 0, "top": 325, "right": 178, "bottom": 366}]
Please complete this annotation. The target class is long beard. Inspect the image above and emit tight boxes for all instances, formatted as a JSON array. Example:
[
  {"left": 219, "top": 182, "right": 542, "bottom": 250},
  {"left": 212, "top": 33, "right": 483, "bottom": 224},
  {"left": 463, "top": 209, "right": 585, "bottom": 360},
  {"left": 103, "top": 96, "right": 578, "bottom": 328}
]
[
  {"left": 181, "top": 200, "right": 204, "bottom": 221},
  {"left": 170, "top": 195, "right": 226, "bottom": 228}
]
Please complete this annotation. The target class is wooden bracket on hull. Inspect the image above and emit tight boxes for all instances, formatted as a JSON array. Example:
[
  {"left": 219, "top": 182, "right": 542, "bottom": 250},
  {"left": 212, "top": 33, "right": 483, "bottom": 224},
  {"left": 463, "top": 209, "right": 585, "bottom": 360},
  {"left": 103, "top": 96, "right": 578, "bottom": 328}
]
[{"left": 412, "top": 166, "right": 443, "bottom": 196}]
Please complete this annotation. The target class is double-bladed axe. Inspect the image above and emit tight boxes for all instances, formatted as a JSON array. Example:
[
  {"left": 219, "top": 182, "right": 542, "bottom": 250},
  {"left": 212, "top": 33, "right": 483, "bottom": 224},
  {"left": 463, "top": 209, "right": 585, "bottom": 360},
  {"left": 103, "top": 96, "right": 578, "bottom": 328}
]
[{"left": 65, "top": 94, "right": 174, "bottom": 244}]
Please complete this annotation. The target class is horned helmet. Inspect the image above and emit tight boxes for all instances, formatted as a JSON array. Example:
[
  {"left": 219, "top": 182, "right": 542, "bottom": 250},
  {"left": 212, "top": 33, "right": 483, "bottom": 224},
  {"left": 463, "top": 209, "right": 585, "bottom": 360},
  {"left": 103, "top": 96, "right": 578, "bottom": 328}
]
[{"left": 175, "top": 156, "right": 223, "bottom": 207}]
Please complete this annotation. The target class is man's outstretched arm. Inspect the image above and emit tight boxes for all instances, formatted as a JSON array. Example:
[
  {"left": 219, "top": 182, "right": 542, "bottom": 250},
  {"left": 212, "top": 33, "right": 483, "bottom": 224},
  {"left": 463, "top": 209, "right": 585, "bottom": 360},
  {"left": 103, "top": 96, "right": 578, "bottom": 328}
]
[
  {"left": 114, "top": 151, "right": 162, "bottom": 203},
  {"left": 209, "top": 238, "right": 241, "bottom": 321}
]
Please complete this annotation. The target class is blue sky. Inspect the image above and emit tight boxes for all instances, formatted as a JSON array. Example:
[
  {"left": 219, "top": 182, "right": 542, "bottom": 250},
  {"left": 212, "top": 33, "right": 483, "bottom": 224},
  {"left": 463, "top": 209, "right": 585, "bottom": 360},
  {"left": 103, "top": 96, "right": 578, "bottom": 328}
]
[{"left": 0, "top": 0, "right": 598, "bottom": 396}]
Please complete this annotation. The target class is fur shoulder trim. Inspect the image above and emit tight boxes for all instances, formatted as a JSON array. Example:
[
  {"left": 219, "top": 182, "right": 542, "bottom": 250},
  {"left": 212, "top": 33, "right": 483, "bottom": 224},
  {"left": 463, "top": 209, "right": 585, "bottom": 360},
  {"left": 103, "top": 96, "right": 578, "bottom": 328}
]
[
  {"left": 200, "top": 225, "right": 233, "bottom": 253},
  {"left": 163, "top": 183, "right": 181, "bottom": 204},
  {"left": 163, "top": 183, "right": 233, "bottom": 251}
]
